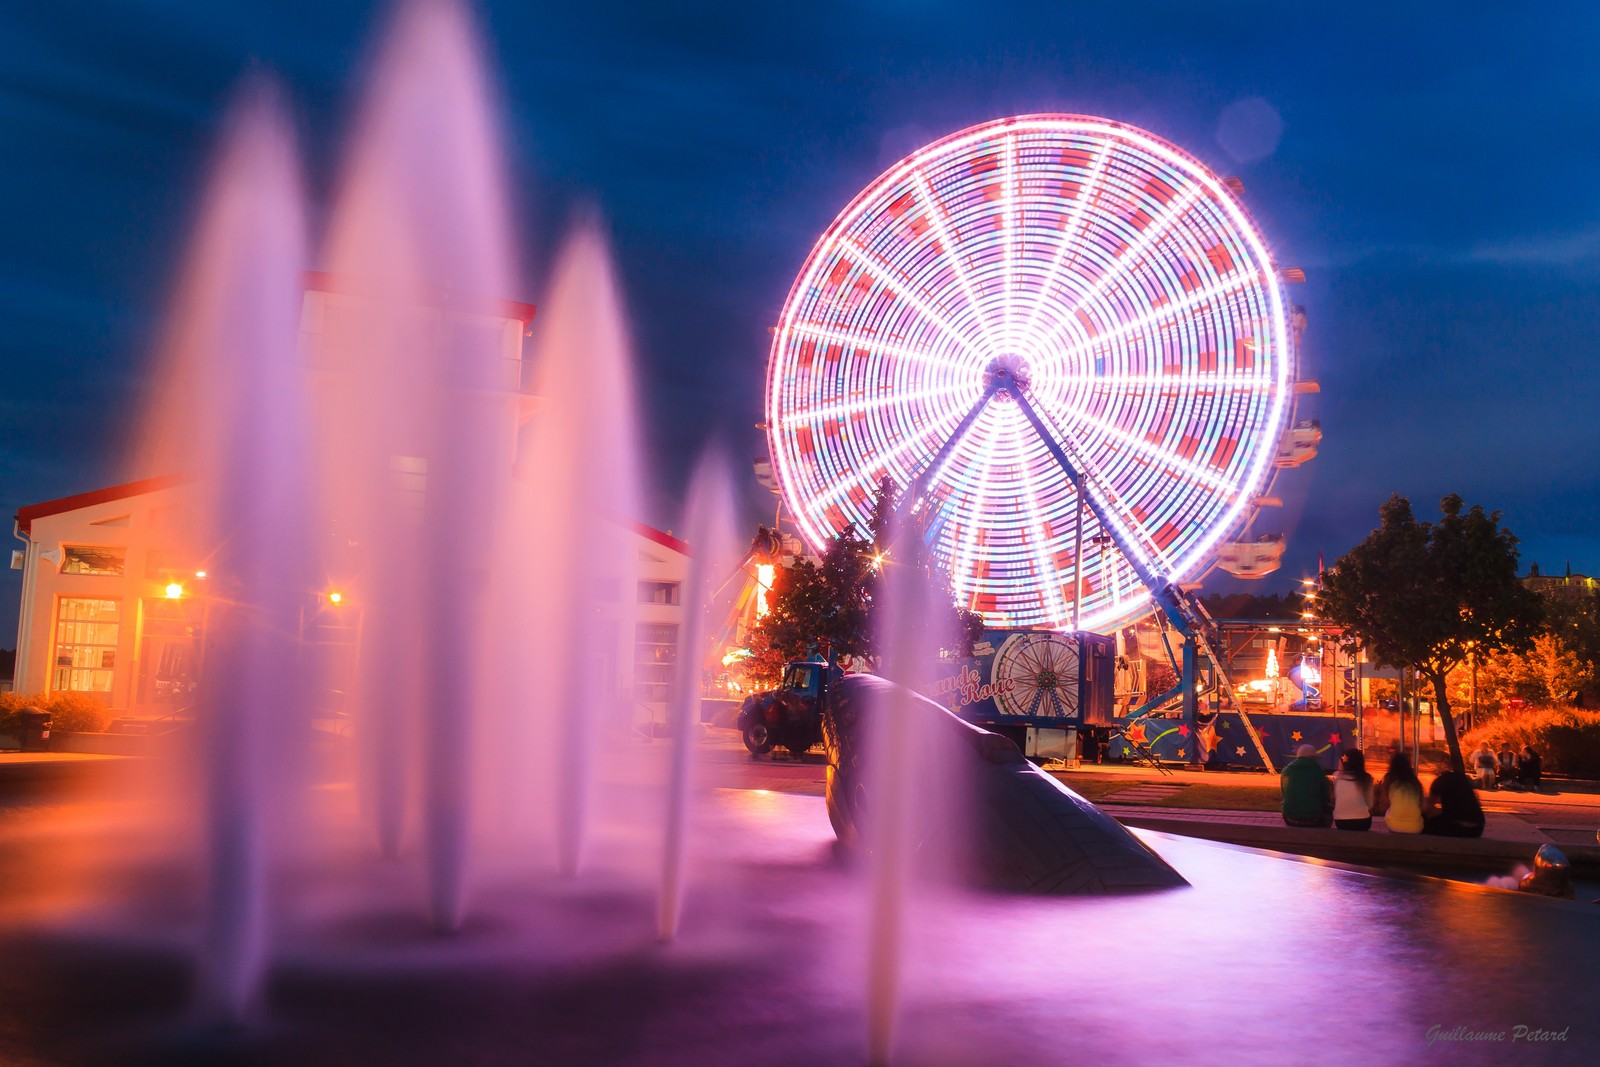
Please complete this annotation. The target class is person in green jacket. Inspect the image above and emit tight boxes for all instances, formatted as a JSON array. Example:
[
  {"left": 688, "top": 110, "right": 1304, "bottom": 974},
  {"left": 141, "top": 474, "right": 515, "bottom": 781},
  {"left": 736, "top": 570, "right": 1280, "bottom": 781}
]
[{"left": 1280, "top": 744, "right": 1332, "bottom": 827}]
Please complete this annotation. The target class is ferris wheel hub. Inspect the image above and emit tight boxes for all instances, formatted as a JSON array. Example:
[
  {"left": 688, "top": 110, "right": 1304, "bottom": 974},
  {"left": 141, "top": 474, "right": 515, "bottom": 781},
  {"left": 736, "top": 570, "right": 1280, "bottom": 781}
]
[{"left": 983, "top": 355, "right": 1033, "bottom": 398}]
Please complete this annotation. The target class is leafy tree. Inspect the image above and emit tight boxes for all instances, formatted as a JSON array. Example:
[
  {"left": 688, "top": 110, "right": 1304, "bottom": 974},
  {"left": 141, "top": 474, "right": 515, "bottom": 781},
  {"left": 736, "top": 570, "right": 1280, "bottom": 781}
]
[
  {"left": 746, "top": 478, "right": 982, "bottom": 688},
  {"left": 1318, "top": 494, "right": 1544, "bottom": 774}
]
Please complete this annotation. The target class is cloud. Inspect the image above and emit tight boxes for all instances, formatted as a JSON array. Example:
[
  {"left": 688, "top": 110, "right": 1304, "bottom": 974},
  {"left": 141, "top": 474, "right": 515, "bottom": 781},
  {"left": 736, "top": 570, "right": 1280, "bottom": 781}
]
[{"left": 1467, "top": 224, "right": 1600, "bottom": 267}]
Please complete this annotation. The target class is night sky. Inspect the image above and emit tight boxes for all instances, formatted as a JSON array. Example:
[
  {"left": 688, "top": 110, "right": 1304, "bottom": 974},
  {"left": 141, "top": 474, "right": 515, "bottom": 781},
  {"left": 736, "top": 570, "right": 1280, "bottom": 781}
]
[{"left": 4, "top": 2, "right": 1599, "bottom": 644}]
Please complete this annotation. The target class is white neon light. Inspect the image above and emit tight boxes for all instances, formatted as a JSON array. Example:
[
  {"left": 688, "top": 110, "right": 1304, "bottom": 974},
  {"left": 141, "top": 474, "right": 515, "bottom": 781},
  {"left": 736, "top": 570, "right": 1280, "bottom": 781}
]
[
  {"left": 766, "top": 114, "right": 1296, "bottom": 628},
  {"left": 843, "top": 238, "right": 991, "bottom": 363},
  {"left": 911, "top": 169, "right": 999, "bottom": 355}
]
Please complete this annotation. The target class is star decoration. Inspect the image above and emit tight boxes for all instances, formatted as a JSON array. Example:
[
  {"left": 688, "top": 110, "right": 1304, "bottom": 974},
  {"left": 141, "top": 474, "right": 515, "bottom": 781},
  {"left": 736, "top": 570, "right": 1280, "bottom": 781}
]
[
  {"left": 1290, "top": 731, "right": 1303, "bottom": 742},
  {"left": 1235, "top": 746, "right": 1247, "bottom": 757},
  {"left": 1176, "top": 748, "right": 1186, "bottom": 759},
  {"left": 1329, "top": 732, "right": 1341, "bottom": 745},
  {"left": 1125, "top": 722, "right": 1148, "bottom": 746},
  {"left": 1178, "top": 724, "right": 1190, "bottom": 738}
]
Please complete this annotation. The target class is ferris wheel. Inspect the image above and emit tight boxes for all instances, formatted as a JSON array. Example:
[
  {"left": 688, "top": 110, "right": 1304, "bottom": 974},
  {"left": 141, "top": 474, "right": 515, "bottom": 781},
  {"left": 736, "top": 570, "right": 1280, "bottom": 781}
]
[{"left": 766, "top": 114, "right": 1301, "bottom": 634}]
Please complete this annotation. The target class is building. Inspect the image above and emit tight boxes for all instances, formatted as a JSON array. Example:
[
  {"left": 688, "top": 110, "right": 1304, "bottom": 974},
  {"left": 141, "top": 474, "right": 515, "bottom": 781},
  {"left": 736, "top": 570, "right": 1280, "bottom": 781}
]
[
  {"left": 10, "top": 276, "right": 691, "bottom": 726},
  {"left": 10, "top": 479, "right": 688, "bottom": 723},
  {"left": 1524, "top": 565, "right": 1599, "bottom": 605}
]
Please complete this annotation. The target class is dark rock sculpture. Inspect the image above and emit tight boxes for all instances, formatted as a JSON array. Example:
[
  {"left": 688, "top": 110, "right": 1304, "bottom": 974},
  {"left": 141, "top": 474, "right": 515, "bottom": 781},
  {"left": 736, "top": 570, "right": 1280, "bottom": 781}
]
[
  {"left": 822, "top": 673, "right": 1187, "bottom": 894},
  {"left": 1517, "top": 844, "right": 1575, "bottom": 899}
]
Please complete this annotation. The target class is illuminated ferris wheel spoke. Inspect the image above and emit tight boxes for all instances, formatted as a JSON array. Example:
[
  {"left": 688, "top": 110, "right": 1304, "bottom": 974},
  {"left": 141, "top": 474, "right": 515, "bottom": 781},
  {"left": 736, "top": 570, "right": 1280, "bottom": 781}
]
[
  {"left": 1009, "top": 416, "right": 1072, "bottom": 625},
  {"left": 807, "top": 398, "right": 978, "bottom": 510},
  {"left": 910, "top": 170, "right": 1002, "bottom": 354},
  {"left": 768, "top": 116, "right": 1296, "bottom": 632},
  {"left": 1062, "top": 409, "right": 1238, "bottom": 494},
  {"left": 777, "top": 381, "right": 972, "bottom": 428},
  {"left": 1003, "top": 132, "right": 1021, "bottom": 336},
  {"left": 1015, "top": 142, "right": 1115, "bottom": 340},
  {"left": 842, "top": 239, "right": 991, "bottom": 363},
  {"left": 787, "top": 321, "right": 958, "bottom": 370},
  {"left": 946, "top": 412, "right": 1003, "bottom": 598},
  {"left": 1058, "top": 372, "right": 1272, "bottom": 392},
  {"left": 1040, "top": 267, "right": 1262, "bottom": 376},
  {"left": 1063, "top": 186, "right": 1204, "bottom": 329}
]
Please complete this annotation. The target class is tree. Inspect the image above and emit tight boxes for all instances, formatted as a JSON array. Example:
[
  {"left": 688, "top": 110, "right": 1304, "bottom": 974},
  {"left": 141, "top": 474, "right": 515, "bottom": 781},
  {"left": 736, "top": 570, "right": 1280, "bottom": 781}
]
[
  {"left": 746, "top": 478, "right": 982, "bottom": 687},
  {"left": 1472, "top": 633, "right": 1588, "bottom": 710},
  {"left": 1318, "top": 494, "right": 1544, "bottom": 774}
]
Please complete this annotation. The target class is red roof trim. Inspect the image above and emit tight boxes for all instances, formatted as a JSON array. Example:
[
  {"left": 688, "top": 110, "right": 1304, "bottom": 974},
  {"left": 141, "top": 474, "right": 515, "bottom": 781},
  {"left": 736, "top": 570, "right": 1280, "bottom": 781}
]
[
  {"left": 302, "top": 271, "right": 537, "bottom": 324},
  {"left": 16, "top": 474, "right": 191, "bottom": 536},
  {"left": 632, "top": 521, "right": 690, "bottom": 556}
]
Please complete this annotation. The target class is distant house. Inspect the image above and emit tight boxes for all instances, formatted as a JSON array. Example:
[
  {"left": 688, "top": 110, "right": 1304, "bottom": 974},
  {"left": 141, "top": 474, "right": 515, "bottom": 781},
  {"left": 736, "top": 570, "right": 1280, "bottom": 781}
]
[
  {"left": 10, "top": 478, "right": 688, "bottom": 724},
  {"left": 1523, "top": 564, "right": 1599, "bottom": 605}
]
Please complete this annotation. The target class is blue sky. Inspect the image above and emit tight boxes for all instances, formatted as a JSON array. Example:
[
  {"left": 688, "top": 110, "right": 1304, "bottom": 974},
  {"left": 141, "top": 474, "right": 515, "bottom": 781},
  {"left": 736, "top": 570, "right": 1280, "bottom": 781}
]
[{"left": 3, "top": 1, "right": 1598, "bottom": 640}]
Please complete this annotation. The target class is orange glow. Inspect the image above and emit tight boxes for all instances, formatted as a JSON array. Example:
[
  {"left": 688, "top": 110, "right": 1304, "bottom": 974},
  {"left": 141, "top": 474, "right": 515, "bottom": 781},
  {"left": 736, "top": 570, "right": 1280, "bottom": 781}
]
[
  {"left": 755, "top": 563, "right": 775, "bottom": 617},
  {"left": 164, "top": 582, "right": 184, "bottom": 599},
  {"left": 328, "top": 590, "right": 344, "bottom": 605}
]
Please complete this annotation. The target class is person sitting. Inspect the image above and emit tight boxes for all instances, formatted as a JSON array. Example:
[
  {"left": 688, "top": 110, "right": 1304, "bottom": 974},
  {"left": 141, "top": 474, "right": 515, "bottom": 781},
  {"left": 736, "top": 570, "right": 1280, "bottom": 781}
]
[
  {"left": 1470, "top": 742, "right": 1498, "bottom": 790},
  {"left": 1375, "top": 751, "right": 1424, "bottom": 834},
  {"left": 1331, "top": 748, "right": 1376, "bottom": 831},
  {"left": 1422, "top": 766, "right": 1486, "bottom": 838},
  {"left": 1280, "top": 744, "right": 1332, "bottom": 828},
  {"left": 1517, "top": 746, "right": 1543, "bottom": 792},
  {"left": 1497, "top": 745, "right": 1518, "bottom": 787}
]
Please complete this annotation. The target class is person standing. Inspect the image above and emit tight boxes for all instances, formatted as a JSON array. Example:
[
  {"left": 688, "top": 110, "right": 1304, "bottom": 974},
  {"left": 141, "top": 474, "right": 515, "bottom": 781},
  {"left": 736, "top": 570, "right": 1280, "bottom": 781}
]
[
  {"left": 1280, "top": 744, "right": 1332, "bottom": 828},
  {"left": 1374, "top": 751, "right": 1424, "bottom": 834},
  {"left": 1331, "top": 749, "right": 1375, "bottom": 831}
]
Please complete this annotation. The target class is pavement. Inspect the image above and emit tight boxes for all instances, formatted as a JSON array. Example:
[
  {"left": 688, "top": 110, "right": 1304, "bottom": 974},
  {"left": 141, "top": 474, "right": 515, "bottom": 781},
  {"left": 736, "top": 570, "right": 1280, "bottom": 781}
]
[{"left": 6, "top": 729, "right": 1599, "bottom": 879}]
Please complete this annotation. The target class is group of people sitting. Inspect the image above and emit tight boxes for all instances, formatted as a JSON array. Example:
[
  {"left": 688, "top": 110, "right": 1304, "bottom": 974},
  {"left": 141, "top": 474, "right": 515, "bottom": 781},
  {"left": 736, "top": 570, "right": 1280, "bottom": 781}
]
[
  {"left": 1280, "top": 744, "right": 1485, "bottom": 837},
  {"left": 1470, "top": 742, "right": 1542, "bottom": 792}
]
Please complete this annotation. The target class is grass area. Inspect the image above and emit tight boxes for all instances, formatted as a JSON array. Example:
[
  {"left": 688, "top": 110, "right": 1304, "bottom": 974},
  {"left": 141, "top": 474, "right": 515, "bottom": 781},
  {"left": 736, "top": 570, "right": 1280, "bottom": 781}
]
[
  {"left": 1051, "top": 778, "right": 1137, "bottom": 802},
  {"left": 1150, "top": 783, "right": 1280, "bottom": 811}
]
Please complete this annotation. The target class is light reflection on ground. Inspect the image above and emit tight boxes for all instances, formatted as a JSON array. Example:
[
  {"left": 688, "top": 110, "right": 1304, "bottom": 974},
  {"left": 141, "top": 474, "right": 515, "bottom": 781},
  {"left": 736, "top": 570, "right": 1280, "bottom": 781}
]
[{"left": 0, "top": 784, "right": 1593, "bottom": 1066}]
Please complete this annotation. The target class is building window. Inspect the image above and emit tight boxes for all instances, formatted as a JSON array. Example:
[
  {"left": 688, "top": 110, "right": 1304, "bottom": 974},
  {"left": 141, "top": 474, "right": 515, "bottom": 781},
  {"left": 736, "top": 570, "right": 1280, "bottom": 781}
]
[
  {"left": 61, "top": 546, "right": 126, "bottom": 576},
  {"left": 638, "top": 580, "right": 681, "bottom": 606},
  {"left": 52, "top": 598, "right": 120, "bottom": 693},
  {"left": 635, "top": 622, "right": 678, "bottom": 703}
]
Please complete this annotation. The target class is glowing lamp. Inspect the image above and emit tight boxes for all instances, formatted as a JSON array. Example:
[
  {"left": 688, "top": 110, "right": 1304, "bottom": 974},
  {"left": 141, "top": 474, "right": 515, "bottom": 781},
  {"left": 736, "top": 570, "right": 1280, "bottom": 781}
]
[
  {"left": 195, "top": 570, "right": 207, "bottom": 579},
  {"left": 328, "top": 591, "right": 344, "bottom": 605},
  {"left": 755, "top": 563, "right": 775, "bottom": 618},
  {"left": 164, "top": 582, "right": 184, "bottom": 600}
]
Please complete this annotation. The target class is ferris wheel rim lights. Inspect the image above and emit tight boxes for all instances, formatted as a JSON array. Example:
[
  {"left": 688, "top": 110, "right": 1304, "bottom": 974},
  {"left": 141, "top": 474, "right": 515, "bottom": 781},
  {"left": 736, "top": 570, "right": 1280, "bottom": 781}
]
[{"left": 767, "top": 114, "right": 1295, "bottom": 633}]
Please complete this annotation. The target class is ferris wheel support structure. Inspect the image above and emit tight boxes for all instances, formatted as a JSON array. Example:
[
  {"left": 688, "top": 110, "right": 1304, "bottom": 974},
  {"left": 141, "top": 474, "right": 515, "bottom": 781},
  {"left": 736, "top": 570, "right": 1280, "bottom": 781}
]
[{"left": 899, "top": 361, "right": 1276, "bottom": 771}]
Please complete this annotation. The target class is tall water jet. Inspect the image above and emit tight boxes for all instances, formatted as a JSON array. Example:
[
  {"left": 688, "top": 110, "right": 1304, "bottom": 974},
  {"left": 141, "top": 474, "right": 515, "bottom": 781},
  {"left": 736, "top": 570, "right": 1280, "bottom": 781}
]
[
  {"left": 136, "top": 83, "right": 312, "bottom": 1022},
  {"left": 517, "top": 217, "right": 643, "bottom": 877},
  {"left": 658, "top": 447, "right": 738, "bottom": 942},
  {"left": 320, "top": 0, "right": 518, "bottom": 930},
  {"left": 863, "top": 523, "right": 948, "bottom": 1066}
]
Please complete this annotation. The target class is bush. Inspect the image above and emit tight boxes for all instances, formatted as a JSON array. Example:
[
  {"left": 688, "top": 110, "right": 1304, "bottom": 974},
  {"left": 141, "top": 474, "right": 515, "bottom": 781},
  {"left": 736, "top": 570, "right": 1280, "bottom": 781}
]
[
  {"left": 0, "top": 691, "right": 110, "bottom": 735},
  {"left": 1463, "top": 706, "right": 1600, "bottom": 778},
  {"left": 42, "top": 692, "right": 110, "bottom": 733},
  {"left": 0, "top": 692, "right": 33, "bottom": 736}
]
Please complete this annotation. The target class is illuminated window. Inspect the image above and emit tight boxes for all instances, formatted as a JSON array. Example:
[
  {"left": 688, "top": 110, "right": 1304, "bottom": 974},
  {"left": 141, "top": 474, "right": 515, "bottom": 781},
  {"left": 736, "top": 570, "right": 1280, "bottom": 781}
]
[
  {"left": 634, "top": 622, "right": 678, "bottom": 702},
  {"left": 637, "top": 581, "right": 681, "bottom": 606},
  {"left": 51, "top": 598, "right": 120, "bottom": 693},
  {"left": 61, "top": 546, "right": 126, "bottom": 576}
]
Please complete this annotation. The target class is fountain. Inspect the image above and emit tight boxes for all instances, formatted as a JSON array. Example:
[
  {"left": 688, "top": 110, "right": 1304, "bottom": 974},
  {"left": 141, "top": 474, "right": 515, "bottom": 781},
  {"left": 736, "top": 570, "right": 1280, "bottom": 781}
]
[{"left": 0, "top": 3, "right": 1596, "bottom": 1066}]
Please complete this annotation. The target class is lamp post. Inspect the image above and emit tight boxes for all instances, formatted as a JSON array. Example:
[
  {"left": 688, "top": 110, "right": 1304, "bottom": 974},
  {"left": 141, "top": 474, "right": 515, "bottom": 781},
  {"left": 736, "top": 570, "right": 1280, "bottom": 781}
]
[{"left": 1471, "top": 648, "right": 1479, "bottom": 734}]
